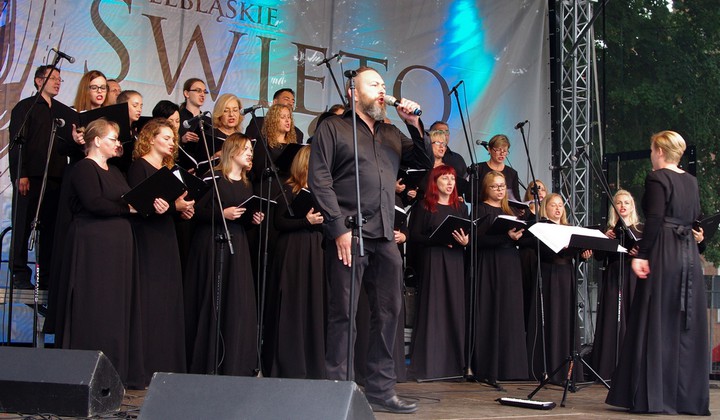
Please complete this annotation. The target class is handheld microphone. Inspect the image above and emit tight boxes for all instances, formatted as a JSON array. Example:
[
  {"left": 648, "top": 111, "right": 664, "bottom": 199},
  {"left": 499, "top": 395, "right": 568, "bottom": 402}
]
[
  {"left": 241, "top": 104, "right": 262, "bottom": 115},
  {"left": 315, "top": 53, "right": 340, "bottom": 66},
  {"left": 514, "top": 120, "right": 528, "bottom": 130},
  {"left": 475, "top": 139, "right": 489, "bottom": 148},
  {"left": 54, "top": 118, "right": 66, "bottom": 128},
  {"left": 51, "top": 48, "right": 75, "bottom": 64},
  {"left": 448, "top": 80, "right": 463, "bottom": 96},
  {"left": 182, "top": 111, "right": 211, "bottom": 129},
  {"left": 383, "top": 94, "right": 422, "bottom": 116}
]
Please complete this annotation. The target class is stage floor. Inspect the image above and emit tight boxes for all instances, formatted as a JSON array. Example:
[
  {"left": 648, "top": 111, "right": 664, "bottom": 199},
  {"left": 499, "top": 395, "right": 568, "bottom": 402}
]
[
  {"left": 106, "top": 379, "right": 720, "bottom": 419},
  {"left": 1, "top": 378, "right": 718, "bottom": 418}
]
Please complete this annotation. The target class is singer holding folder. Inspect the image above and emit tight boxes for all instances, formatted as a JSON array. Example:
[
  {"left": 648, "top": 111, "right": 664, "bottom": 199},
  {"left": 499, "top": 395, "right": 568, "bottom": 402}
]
[
  {"left": 128, "top": 118, "right": 192, "bottom": 385},
  {"left": 308, "top": 66, "right": 431, "bottom": 414},
  {"left": 269, "top": 146, "right": 326, "bottom": 379},
  {"left": 471, "top": 171, "right": 529, "bottom": 384},
  {"left": 407, "top": 165, "right": 468, "bottom": 380},
  {"left": 184, "top": 133, "right": 263, "bottom": 376},
  {"left": 58, "top": 118, "right": 144, "bottom": 388},
  {"left": 606, "top": 131, "right": 709, "bottom": 415}
]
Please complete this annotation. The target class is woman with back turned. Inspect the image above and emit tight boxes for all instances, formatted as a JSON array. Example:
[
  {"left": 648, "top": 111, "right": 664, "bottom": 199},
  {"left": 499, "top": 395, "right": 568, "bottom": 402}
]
[{"left": 606, "top": 131, "right": 709, "bottom": 415}]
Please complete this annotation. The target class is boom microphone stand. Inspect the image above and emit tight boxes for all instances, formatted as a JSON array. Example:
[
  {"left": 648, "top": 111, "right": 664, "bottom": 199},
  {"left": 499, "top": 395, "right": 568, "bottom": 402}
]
[
  {"left": 316, "top": 52, "right": 348, "bottom": 108},
  {"left": 248, "top": 109, "right": 293, "bottom": 377},
  {"left": 196, "top": 117, "right": 234, "bottom": 375},
  {"left": 8, "top": 53, "right": 66, "bottom": 347},
  {"left": 447, "top": 81, "right": 483, "bottom": 384},
  {"left": 515, "top": 122, "right": 549, "bottom": 382}
]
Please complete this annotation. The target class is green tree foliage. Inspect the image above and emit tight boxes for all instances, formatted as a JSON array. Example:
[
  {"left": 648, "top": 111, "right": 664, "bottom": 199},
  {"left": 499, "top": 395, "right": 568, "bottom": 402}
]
[{"left": 598, "top": 0, "right": 720, "bottom": 264}]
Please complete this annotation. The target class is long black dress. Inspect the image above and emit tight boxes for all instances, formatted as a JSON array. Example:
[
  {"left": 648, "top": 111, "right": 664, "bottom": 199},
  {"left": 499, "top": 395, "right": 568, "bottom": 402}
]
[
  {"left": 526, "top": 222, "right": 584, "bottom": 385},
  {"left": 471, "top": 203, "right": 529, "bottom": 381},
  {"left": 60, "top": 158, "right": 144, "bottom": 388},
  {"left": 407, "top": 202, "right": 467, "bottom": 379},
  {"left": 591, "top": 224, "right": 642, "bottom": 380},
  {"left": 128, "top": 159, "right": 187, "bottom": 383},
  {"left": 606, "top": 169, "right": 709, "bottom": 415},
  {"left": 184, "top": 175, "right": 258, "bottom": 376},
  {"left": 269, "top": 184, "right": 326, "bottom": 379}
]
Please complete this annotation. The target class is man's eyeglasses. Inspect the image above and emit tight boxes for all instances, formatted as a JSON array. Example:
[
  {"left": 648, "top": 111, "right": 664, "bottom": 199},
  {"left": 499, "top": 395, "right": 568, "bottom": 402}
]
[
  {"left": 491, "top": 148, "right": 509, "bottom": 155},
  {"left": 89, "top": 85, "right": 107, "bottom": 92},
  {"left": 489, "top": 184, "right": 507, "bottom": 191},
  {"left": 45, "top": 76, "right": 64, "bottom": 83},
  {"left": 188, "top": 88, "right": 209, "bottom": 94},
  {"left": 431, "top": 141, "right": 448, "bottom": 147}
]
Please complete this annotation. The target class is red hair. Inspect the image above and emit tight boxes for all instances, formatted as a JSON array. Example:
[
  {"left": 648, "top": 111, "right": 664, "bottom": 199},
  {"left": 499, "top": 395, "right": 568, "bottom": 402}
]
[{"left": 423, "top": 165, "right": 461, "bottom": 212}]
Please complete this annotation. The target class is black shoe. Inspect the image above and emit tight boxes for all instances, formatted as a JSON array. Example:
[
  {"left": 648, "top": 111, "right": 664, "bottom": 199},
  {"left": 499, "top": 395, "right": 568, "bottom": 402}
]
[{"left": 366, "top": 395, "right": 418, "bottom": 414}]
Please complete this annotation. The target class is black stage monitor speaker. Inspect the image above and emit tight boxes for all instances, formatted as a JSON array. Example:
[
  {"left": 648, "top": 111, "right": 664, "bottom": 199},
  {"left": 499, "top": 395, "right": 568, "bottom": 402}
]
[
  {"left": 140, "top": 373, "right": 375, "bottom": 420},
  {"left": 0, "top": 347, "right": 124, "bottom": 417}
]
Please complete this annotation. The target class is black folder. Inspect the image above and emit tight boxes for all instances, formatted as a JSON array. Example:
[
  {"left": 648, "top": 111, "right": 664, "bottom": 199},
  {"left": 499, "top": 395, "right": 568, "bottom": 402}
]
[
  {"left": 287, "top": 188, "right": 314, "bottom": 218},
  {"left": 429, "top": 215, "right": 472, "bottom": 246},
  {"left": 508, "top": 199, "right": 532, "bottom": 212},
  {"left": 274, "top": 143, "right": 304, "bottom": 172},
  {"left": 77, "top": 102, "right": 132, "bottom": 144},
  {"left": 695, "top": 212, "right": 720, "bottom": 243},
  {"left": 486, "top": 215, "right": 529, "bottom": 235},
  {"left": 238, "top": 195, "right": 277, "bottom": 223},
  {"left": 196, "top": 156, "right": 221, "bottom": 176},
  {"left": 397, "top": 168, "right": 428, "bottom": 191},
  {"left": 122, "top": 166, "right": 187, "bottom": 217},
  {"left": 172, "top": 166, "right": 210, "bottom": 201}
]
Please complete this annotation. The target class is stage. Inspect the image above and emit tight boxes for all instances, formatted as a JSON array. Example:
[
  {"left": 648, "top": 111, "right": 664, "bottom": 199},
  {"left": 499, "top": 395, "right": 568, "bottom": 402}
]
[{"left": 2, "top": 378, "right": 715, "bottom": 419}]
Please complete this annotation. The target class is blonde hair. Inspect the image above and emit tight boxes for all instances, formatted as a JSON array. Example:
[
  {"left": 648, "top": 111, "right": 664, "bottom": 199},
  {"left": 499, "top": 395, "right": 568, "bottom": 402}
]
[
  {"left": 541, "top": 193, "right": 569, "bottom": 225},
  {"left": 133, "top": 118, "right": 178, "bottom": 168},
  {"left": 286, "top": 146, "right": 311, "bottom": 194},
  {"left": 214, "top": 133, "right": 251, "bottom": 183},
  {"left": 212, "top": 93, "right": 244, "bottom": 132},
  {"left": 488, "top": 134, "right": 510, "bottom": 150},
  {"left": 261, "top": 104, "right": 297, "bottom": 147},
  {"left": 651, "top": 130, "right": 685, "bottom": 164},
  {"left": 84, "top": 118, "right": 119, "bottom": 155},
  {"left": 480, "top": 171, "right": 513, "bottom": 215},
  {"left": 607, "top": 189, "right": 642, "bottom": 231}
]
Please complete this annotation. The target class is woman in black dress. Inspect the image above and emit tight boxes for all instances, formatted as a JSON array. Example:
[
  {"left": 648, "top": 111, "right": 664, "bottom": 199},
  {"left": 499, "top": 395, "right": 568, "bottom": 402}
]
[
  {"left": 526, "top": 193, "right": 589, "bottom": 385},
  {"left": 591, "top": 189, "right": 642, "bottom": 381},
  {"left": 606, "top": 131, "right": 709, "bottom": 415},
  {"left": 269, "top": 146, "right": 326, "bottom": 378},
  {"left": 250, "top": 103, "right": 298, "bottom": 371},
  {"left": 185, "top": 133, "right": 264, "bottom": 376},
  {"left": 408, "top": 164, "right": 469, "bottom": 380},
  {"left": 128, "top": 118, "right": 194, "bottom": 384},
  {"left": 471, "top": 171, "right": 529, "bottom": 384},
  {"left": 59, "top": 118, "right": 144, "bottom": 388}
]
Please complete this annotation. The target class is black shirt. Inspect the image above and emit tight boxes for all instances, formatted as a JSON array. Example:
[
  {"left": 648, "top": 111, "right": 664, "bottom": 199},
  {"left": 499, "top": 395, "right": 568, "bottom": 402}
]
[
  {"left": 309, "top": 111, "right": 432, "bottom": 241},
  {"left": 9, "top": 94, "right": 75, "bottom": 181}
]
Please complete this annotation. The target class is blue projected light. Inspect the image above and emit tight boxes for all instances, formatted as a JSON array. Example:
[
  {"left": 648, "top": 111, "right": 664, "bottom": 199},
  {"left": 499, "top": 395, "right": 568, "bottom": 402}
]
[{"left": 446, "top": 1, "right": 493, "bottom": 108}]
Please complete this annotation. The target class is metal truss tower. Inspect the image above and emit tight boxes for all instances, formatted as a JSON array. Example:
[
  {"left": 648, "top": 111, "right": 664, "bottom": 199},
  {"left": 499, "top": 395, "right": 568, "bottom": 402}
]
[{"left": 558, "top": 0, "right": 594, "bottom": 342}]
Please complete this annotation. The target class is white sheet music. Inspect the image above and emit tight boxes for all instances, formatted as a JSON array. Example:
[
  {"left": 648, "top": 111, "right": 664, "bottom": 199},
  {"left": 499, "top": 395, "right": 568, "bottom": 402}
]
[{"left": 528, "top": 223, "right": 627, "bottom": 254}]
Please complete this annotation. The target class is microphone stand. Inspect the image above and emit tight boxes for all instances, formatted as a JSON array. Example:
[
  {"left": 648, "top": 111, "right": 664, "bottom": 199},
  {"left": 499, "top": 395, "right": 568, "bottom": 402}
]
[
  {"left": 318, "top": 54, "right": 348, "bottom": 108},
  {"left": 448, "top": 85, "right": 480, "bottom": 382},
  {"left": 516, "top": 123, "right": 549, "bottom": 381},
  {"left": 197, "top": 117, "right": 234, "bottom": 375},
  {"left": 576, "top": 145, "right": 631, "bottom": 382},
  {"left": 248, "top": 109, "right": 294, "bottom": 377},
  {"left": 344, "top": 71, "right": 364, "bottom": 382},
  {"left": 26, "top": 119, "right": 61, "bottom": 347},
  {"left": 7, "top": 54, "right": 63, "bottom": 348}
]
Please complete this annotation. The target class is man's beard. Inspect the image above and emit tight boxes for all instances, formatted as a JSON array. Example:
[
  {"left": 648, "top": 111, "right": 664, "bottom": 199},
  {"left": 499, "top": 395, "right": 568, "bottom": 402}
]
[{"left": 359, "top": 93, "right": 387, "bottom": 121}]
